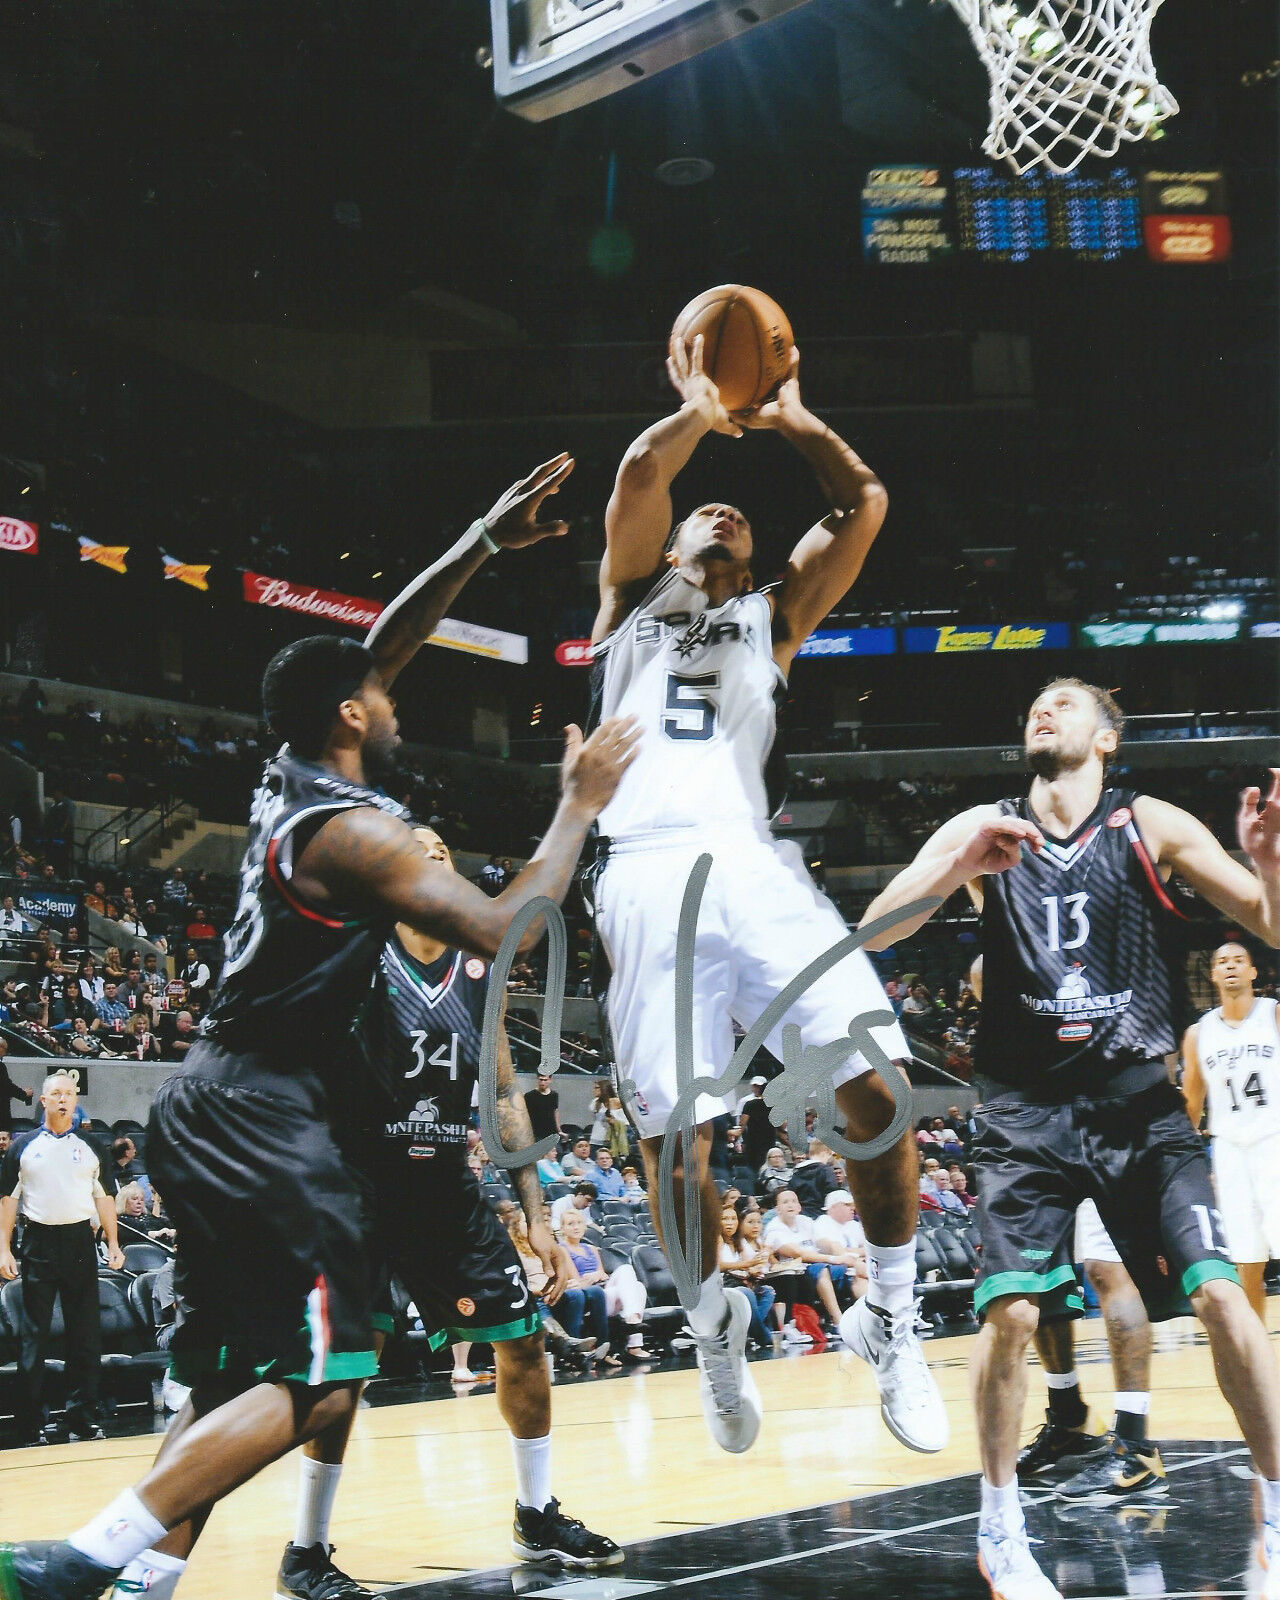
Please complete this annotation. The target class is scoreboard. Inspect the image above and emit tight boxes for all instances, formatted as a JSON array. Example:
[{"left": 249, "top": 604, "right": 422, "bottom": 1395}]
[{"left": 862, "top": 165, "right": 1227, "bottom": 264}]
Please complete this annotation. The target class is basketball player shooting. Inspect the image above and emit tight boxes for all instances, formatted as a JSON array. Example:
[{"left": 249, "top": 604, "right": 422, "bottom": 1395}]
[
  {"left": 859, "top": 683, "right": 1280, "bottom": 1600},
  {"left": 1183, "top": 940, "right": 1280, "bottom": 1325},
  {"left": 588, "top": 330, "right": 947, "bottom": 1458}
]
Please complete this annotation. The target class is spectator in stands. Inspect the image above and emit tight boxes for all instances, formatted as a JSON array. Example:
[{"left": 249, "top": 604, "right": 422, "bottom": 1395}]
[
  {"left": 140, "top": 952, "right": 166, "bottom": 997},
  {"left": 179, "top": 945, "right": 212, "bottom": 1000},
  {"left": 0, "top": 1039, "right": 34, "bottom": 1132},
  {"left": 562, "top": 1136, "right": 593, "bottom": 1179},
  {"left": 951, "top": 1171, "right": 977, "bottom": 1209},
  {"left": 114, "top": 1010, "right": 162, "bottom": 1061},
  {"left": 115, "top": 1183, "right": 174, "bottom": 1244},
  {"left": 812, "top": 1192, "right": 869, "bottom": 1303},
  {"left": 558, "top": 1206, "right": 648, "bottom": 1363},
  {"left": 589, "top": 1148, "right": 625, "bottom": 1200},
  {"left": 59, "top": 1016, "right": 102, "bottom": 1058},
  {"left": 932, "top": 1171, "right": 968, "bottom": 1217},
  {"left": 536, "top": 1149, "right": 568, "bottom": 1189},
  {"left": 101, "top": 945, "right": 126, "bottom": 983},
  {"left": 762, "top": 1189, "right": 844, "bottom": 1329},
  {"left": 143, "top": 899, "right": 169, "bottom": 953},
  {"left": 77, "top": 956, "right": 104, "bottom": 1006},
  {"left": 901, "top": 982, "right": 933, "bottom": 1020},
  {"left": 746, "top": 1202, "right": 817, "bottom": 1345},
  {"left": 550, "top": 1181, "right": 597, "bottom": 1236},
  {"left": 110, "top": 1137, "right": 148, "bottom": 1196},
  {"left": 117, "top": 902, "right": 148, "bottom": 941},
  {"left": 185, "top": 906, "right": 217, "bottom": 941},
  {"left": 93, "top": 979, "right": 130, "bottom": 1043},
  {"left": 738, "top": 1075, "right": 776, "bottom": 1174},
  {"left": 83, "top": 882, "right": 109, "bottom": 918},
  {"left": 157, "top": 1009, "right": 194, "bottom": 1064},
  {"left": 790, "top": 1139, "right": 842, "bottom": 1214},
  {"left": 478, "top": 855, "right": 504, "bottom": 894},
  {"left": 523, "top": 1072, "right": 561, "bottom": 1144},
  {"left": 620, "top": 1164, "right": 646, "bottom": 1206},
  {"left": 0, "top": 1130, "right": 9, "bottom": 1160},
  {"left": 588, "top": 1079, "right": 612, "bottom": 1147},
  {"left": 720, "top": 1197, "right": 776, "bottom": 1350},
  {"left": 758, "top": 1145, "right": 793, "bottom": 1201},
  {"left": 161, "top": 867, "right": 189, "bottom": 906},
  {"left": 0, "top": 893, "right": 29, "bottom": 940}
]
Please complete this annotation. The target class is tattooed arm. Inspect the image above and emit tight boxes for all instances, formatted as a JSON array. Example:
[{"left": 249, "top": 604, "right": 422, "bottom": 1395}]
[{"left": 292, "top": 717, "right": 639, "bottom": 960}]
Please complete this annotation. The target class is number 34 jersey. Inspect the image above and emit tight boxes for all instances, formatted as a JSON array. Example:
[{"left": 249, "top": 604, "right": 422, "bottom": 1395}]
[
  {"left": 1197, "top": 998, "right": 1280, "bottom": 1147},
  {"left": 590, "top": 568, "right": 785, "bottom": 840},
  {"left": 974, "top": 787, "right": 1190, "bottom": 1098},
  {"left": 349, "top": 935, "right": 491, "bottom": 1176}
]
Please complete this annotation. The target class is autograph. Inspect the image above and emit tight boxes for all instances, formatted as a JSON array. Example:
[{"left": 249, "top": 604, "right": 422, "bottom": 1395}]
[{"left": 478, "top": 855, "right": 940, "bottom": 1312}]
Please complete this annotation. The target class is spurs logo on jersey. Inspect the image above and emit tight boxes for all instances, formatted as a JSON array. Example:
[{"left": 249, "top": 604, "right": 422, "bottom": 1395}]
[
  {"left": 975, "top": 787, "right": 1189, "bottom": 1096},
  {"left": 589, "top": 568, "right": 786, "bottom": 838},
  {"left": 1197, "top": 998, "right": 1280, "bottom": 1147}
]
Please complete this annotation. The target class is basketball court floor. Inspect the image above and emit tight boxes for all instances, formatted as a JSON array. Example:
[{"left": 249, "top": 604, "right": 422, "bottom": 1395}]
[{"left": 0, "top": 1313, "right": 1271, "bottom": 1597}]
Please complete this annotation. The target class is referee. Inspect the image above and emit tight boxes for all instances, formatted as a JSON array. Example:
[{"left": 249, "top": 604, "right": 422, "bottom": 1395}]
[{"left": 0, "top": 1069, "right": 124, "bottom": 1444}]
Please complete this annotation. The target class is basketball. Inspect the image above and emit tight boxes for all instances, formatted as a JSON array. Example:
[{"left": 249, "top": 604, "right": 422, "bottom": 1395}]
[{"left": 669, "top": 284, "right": 794, "bottom": 414}]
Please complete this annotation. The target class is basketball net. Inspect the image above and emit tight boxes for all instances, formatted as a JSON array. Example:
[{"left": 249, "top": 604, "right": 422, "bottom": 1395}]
[{"left": 946, "top": 0, "right": 1178, "bottom": 174}]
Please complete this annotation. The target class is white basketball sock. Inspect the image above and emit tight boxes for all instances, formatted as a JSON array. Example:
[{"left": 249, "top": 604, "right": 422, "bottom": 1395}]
[
  {"left": 68, "top": 1490, "right": 167, "bottom": 1572},
  {"left": 687, "top": 1271, "right": 730, "bottom": 1337},
  {"left": 512, "top": 1432, "right": 553, "bottom": 1512},
  {"left": 113, "top": 1549, "right": 186, "bottom": 1599},
  {"left": 866, "top": 1241, "right": 917, "bottom": 1319},
  {"left": 294, "top": 1458, "right": 344, "bottom": 1550},
  {"left": 979, "top": 1476, "right": 1023, "bottom": 1532}
]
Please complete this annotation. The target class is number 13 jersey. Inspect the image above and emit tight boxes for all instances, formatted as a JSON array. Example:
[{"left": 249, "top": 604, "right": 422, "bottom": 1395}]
[
  {"left": 590, "top": 569, "right": 785, "bottom": 840},
  {"left": 1197, "top": 998, "right": 1280, "bottom": 1147},
  {"left": 974, "top": 787, "right": 1189, "bottom": 1098}
]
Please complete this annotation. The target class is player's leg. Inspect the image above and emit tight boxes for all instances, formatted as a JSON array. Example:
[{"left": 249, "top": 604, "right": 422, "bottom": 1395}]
[
  {"left": 496, "top": 1332, "right": 622, "bottom": 1568},
  {"left": 638, "top": 1125, "right": 723, "bottom": 1331},
  {"left": 1018, "top": 1316, "right": 1106, "bottom": 1482},
  {"left": 970, "top": 1100, "right": 1082, "bottom": 1600},
  {"left": 1217, "top": 1138, "right": 1272, "bottom": 1324}
]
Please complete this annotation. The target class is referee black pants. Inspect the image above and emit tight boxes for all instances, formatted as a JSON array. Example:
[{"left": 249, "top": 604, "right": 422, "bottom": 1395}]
[{"left": 18, "top": 1221, "right": 100, "bottom": 1437}]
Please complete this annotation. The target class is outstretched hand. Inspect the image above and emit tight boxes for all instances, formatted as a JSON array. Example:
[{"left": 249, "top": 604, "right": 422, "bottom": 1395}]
[
  {"left": 483, "top": 453, "right": 576, "bottom": 550},
  {"left": 953, "top": 816, "right": 1044, "bottom": 879},
  {"left": 1238, "top": 769, "right": 1280, "bottom": 875},
  {"left": 667, "top": 334, "right": 742, "bottom": 437},
  {"left": 735, "top": 346, "right": 802, "bottom": 430}
]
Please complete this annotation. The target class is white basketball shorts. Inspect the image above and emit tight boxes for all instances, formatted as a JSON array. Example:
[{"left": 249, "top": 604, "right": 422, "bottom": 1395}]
[
  {"left": 1073, "top": 1198, "right": 1122, "bottom": 1266},
  {"left": 595, "top": 824, "right": 909, "bottom": 1139},
  {"left": 1212, "top": 1136, "right": 1280, "bottom": 1263}
]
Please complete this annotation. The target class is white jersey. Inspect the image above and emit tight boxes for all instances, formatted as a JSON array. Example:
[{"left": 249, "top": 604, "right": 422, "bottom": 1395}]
[
  {"left": 1197, "top": 997, "right": 1280, "bottom": 1146},
  {"left": 592, "top": 568, "right": 783, "bottom": 840}
]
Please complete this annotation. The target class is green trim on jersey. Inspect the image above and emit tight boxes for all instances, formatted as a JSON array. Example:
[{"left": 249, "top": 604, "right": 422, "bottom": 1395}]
[
  {"left": 167, "top": 1338, "right": 380, "bottom": 1388},
  {"left": 974, "top": 1264, "right": 1083, "bottom": 1318},
  {"left": 1181, "top": 1259, "right": 1239, "bottom": 1297},
  {"left": 426, "top": 1310, "right": 542, "bottom": 1351}
]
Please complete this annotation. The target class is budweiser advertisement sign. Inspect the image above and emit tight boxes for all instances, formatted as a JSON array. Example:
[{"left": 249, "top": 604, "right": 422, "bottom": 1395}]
[
  {"left": 242, "top": 570, "right": 528, "bottom": 664},
  {"left": 0, "top": 518, "right": 38, "bottom": 554},
  {"left": 243, "top": 570, "right": 384, "bottom": 630},
  {"left": 555, "top": 638, "right": 595, "bottom": 667}
]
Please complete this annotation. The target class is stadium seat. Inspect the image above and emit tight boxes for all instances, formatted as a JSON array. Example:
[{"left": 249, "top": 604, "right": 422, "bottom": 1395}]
[
  {"left": 122, "top": 1242, "right": 170, "bottom": 1274},
  {"left": 627, "top": 1244, "right": 687, "bottom": 1350}
]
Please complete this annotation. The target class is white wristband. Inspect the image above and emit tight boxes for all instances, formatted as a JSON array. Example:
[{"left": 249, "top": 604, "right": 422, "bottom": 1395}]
[{"left": 471, "top": 518, "right": 500, "bottom": 555}]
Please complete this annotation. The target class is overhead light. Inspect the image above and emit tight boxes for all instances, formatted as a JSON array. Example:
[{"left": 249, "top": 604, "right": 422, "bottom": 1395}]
[
  {"left": 119, "top": 838, "right": 131, "bottom": 847},
  {"left": 19, "top": 485, "right": 29, "bottom": 495},
  {"left": 339, "top": 551, "right": 350, "bottom": 560},
  {"left": 1029, "top": 27, "right": 1061, "bottom": 53},
  {"left": 655, "top": 156, "right": 715, "bottom": 187},
  {"left": 371, "top": 570, "right": 382, "bottom": 579},
  {"left": 1201, "top": 601, "right": 1242, "bottom": 620}
]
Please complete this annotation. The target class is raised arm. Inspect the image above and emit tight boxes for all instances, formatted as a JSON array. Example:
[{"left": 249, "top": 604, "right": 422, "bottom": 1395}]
[
  {"left": 858, "top": 805, "right": 1043, "bottom": 950},
  {"left": 293, "top": 717, "right": 639, "bottom": 961},
  {"left": 739, "top": 353, "right": 887, "bottom": 675},
  {"left": 1135, "top": 777, "right": 1280, "bottom": 947},
  {"left": 594, "top": 335, "right": 740, "bottom": 639},
  {"left": 367, "top": 453, "right": 574, "bottom": 687},
  {"left": 1181, "top": 1023, "right": 1207, "bottom": 1132}
]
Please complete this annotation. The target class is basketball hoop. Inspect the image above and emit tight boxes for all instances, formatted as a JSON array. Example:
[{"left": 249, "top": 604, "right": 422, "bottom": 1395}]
[{"left": 946, "top": 0, "right": 1178, "bottom": 174}]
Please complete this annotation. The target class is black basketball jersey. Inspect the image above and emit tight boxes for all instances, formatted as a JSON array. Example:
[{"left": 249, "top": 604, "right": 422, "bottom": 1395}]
[
  {"left": 973, "top": 787, "right": 1189, "bottom": 1097},
  {"left": 201, "top": 748, "right": 409, "bottom": 1064},
  {"left": 350, "top": 936, "right": 491, "bottom": 1175}
]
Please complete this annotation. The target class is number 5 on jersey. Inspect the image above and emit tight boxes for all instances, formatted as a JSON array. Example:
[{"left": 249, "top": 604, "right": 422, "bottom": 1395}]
[
  {"left": 663, "top": 671, "right": 720, "bottom": 742},
  {"left": 406, "top": 1030, "right": 459, "bottom": 1080}
]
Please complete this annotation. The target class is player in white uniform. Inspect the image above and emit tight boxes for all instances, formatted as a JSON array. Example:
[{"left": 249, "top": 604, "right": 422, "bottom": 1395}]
[
  {"left": 1183, "top": 940, "right": 1280, "bottom": 1323},
  {"left": 589, "top": 333, "right": 946, "bottom": 1457}
]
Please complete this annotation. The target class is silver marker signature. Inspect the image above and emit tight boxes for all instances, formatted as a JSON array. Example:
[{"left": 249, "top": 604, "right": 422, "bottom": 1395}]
[{"left": 477, "top": 855, "right": 939, "bottom": 1313}]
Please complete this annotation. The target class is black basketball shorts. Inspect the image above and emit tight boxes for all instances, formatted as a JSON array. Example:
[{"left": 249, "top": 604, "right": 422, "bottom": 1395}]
[
  {"left": 356, "top": 1141, "right": 541, "bottom": 1351},
  {"left": 147, "top": 1044, "right": 378, "bottom": 1388},
  {"left": 972, "top": 1079, "right": 1239, "bottom": 1322}
]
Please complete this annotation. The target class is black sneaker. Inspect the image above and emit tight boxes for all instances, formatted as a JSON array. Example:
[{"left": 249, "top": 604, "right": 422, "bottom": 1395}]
[
  {"left": 65, "top": 1423, "right": 105, "bottom": 1444},
  {"left": 1056, "top": 1434, "right": 1168, "bottom": 1502},
  {"left": 1017, "top": 1408, "right": 1107, "bottom": 1480},
  {"left": 511, "top": 1500, "right": 624, "bottom": 1568},
  {"left": 0, "top": 1541, "right": 119, "bottom": 1599},
  {"left": 274, "top": 1543, "right": 373, "bottom": 1599}
]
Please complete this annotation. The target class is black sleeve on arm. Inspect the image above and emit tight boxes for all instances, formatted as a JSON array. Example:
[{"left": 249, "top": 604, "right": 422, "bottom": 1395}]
[{"left": 0, "top": 1139, "right": 23, "bottom": 1198}]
